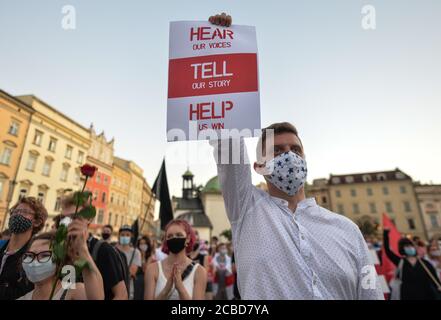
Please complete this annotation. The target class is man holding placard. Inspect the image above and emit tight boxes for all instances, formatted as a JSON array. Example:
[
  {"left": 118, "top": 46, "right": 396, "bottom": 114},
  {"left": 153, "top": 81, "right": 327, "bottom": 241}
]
[{"left": 206, "top": 13, "right": 384, "bottom": 300}]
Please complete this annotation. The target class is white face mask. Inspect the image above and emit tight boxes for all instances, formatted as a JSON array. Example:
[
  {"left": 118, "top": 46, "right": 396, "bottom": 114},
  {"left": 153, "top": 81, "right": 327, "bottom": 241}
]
[
  {"left": 139, "top": 244, "right": 148, "bottom": 252},
  {"left": 262, "top": 151, "right": 307, "bottom": 196},
  {"left": 430, "top": 250, "right": 441, "bottom": 257},
  {"left": 22, "top": 259, "right": 56, "bottom": 283}
]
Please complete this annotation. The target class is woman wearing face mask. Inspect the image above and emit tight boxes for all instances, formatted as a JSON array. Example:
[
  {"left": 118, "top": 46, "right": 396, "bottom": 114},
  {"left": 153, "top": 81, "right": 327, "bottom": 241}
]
[
  {"left": 144, "top": 220, "right": 207, "bottom": 300},
  {"left": 384, "top": 228, "right": 441, "bottom": 300},
  {"left": 17, "top": 228, "right": 104, "bottom": 300},
  {"left": 0, "top": 197, "right": 48, "bottom": 300},
  {"left": 212, "top": 243, "right": 234, "bottom": 300},
  {"left": 132, "top": 236, "right": 155, "bottom": 300},
  {"left": 427, "top": 238, "right": 441, "bottom": 280}
]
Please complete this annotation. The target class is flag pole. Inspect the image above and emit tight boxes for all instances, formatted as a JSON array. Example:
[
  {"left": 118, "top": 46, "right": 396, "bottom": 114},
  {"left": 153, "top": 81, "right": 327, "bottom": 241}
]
[{"left": 139, "top": 192, "right": 156, "bottom": 236}]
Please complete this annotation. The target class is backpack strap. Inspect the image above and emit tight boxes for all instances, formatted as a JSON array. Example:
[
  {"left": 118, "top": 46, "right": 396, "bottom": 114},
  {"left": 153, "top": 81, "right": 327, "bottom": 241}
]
[
  {"left": 418, "top": 257, "right": 441, "bottom": 291},
  {"left": 60, "top": 288, "right": 69, "bottom": 300},
  {"left": 181, "top": 261, "right": 197, "bottom": 281},
  {"left": 91, "top": 240, "right": 105, "bottom": 262}
]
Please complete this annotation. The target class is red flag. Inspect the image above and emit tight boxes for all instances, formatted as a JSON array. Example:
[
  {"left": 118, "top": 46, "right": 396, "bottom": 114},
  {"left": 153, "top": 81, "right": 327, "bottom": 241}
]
[{"left": 380, "top": 213, "right": 402, "bottom": 283}]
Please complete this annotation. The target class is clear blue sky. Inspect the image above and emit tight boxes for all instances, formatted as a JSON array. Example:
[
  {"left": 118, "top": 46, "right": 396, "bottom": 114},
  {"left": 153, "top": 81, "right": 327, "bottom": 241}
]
[{"left": 1, "top": 0, "right": 440, "bottom": 200}]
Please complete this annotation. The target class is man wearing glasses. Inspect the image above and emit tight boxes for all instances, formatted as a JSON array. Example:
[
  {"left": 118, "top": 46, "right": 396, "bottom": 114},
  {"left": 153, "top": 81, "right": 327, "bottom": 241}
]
[{"left": 0, "top": 197, "right": 48, "bottom": 300}]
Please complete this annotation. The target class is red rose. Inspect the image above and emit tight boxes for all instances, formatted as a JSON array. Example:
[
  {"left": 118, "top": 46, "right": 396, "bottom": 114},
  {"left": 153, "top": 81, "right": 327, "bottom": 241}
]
[{"left": 80, "top": 164, "right": 97, "bottom": 177}]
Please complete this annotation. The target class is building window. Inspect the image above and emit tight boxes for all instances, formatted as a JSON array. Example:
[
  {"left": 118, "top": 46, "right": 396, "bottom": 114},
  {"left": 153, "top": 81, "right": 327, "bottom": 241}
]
[
  {"left": 97, "top": 210, "right": 104, "bottom": 224},
  {"left": 94, "top": 191, "right": 98, "bottom": 201},
  {"left": 108, "top": 212, "right": 112, "bottom": 225},
  {"left": 337, "top": 204, "right": 344, "bottom": 214},
  {"left": 369, "top": 202, "right": 377, "bottom": 214},
  {"left": 33, "top": 130, "right": 43, "bottom": 146},
  {"left": 385, "top": 201, "right": 393, "bottom": 213},
  {"left": 321, "top": 196, "right": 327, "bottom": 204},
  {"left": 104, "top": 176, "right": 108, "bottom": 185},
  {"left": 382, "top": 186, "right": 389, "bottom": 195},
  {"left": 332, "top": 177, "right": 341, "bottom": 184},
  {"left": 345, "top": 176, "right": 354, "bottom": 183},
  {"left": 362, "top": 175, "right": 372, "bottom": 182},
  {"left": 367, "top": 188, "right": 373, "bottom": 196},
  {"left": 115, "top": 214, "right": 119, "bottom": 226},
  {"left": 377, "top": 174, "right": 387, "bottom": 181},
  {"left": 403, "top": 201, "right": 412, "bottom": 213},
  {"left": 96, "top": 174, "right": 101, "bottom": 184},
  {"left": 0, "top": 147, "right": 13, "bottom": 165},
  {"left": 19, "top": 189, "right": 28, "bottom": 200},
  {"left": 74, "top": 169, "right": 81, "bottom": 185},
  {"left": 65, "top": 145, "right": 73, "bottom": 159},
  {"left": 102, "top": 192, "right": 106, "bottom": 203},
  {"left": 395, "top": 172, "right": 405, "bottom": 179},
  {"left": 351, "top": 189, "right": 357, "bottom": 197},
  {"left": 37, "top": 192, "right": 45, "bottom": 204},
  {"left": 8, "top": 121, "right": 20, "bottom": 136},
  {"left": 77, "top": 151, "right": 84, "bottom": 164},
  {"left": 352, "top": 203, "right": 360, "bottom": 214},
  {"left": 430, "top": 214, "right": 439, "bottom": 228},
  {"left": 0, "top": 179, "right": 4, "bottom": 199},
  {"left": 42, "top": 159, "right": 52, "bottom": 176},
  {"left": 111, "top": 194, "right": 114, "bottom": 203},
  {"left": 407, "top": 218, "right": 416, "bottom": 230},
  {"left": 26, "top": 153, "right": 38, "bottom": 172},
  {"left": 391, "top": 218, "right": 396, "bottom": 226},
  {"left": 60, "top": 165, "right": 69, "bottom": 182},
  {"left": 335, "top": 190, "right": 341, "bottom": 198},
  {"left": 54, "top": 197, "right": 62, "bottom": 211},
  {"left": 400, "top": 186, "right": 407, "bottom": 194},
  {"left": 48, "top": 138, "right": 57, "bottom": 152}
]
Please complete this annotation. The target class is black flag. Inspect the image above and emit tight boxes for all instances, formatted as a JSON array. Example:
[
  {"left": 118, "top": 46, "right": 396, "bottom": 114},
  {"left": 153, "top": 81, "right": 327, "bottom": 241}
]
[{"left": 152, "top": 159, "right": 173, "bottom": 230}]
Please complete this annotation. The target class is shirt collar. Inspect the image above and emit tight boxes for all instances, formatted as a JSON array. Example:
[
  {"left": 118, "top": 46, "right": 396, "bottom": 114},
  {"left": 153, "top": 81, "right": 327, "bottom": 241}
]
[{"left": 269, "top": 195, "right": 317, "bottom": 211}]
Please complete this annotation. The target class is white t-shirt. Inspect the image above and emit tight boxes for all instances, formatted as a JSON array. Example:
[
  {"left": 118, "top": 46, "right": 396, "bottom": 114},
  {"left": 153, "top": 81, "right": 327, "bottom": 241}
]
[{"left": 155, "top": 248, "right": 168, "bottom": 262}]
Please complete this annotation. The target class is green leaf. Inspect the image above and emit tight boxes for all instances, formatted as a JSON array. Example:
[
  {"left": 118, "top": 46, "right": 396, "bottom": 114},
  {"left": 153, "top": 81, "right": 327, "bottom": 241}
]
[
  {"left": 74, "top": 258, "right": 90, "bottom": 278},
  {"left": 73, "top": 191, "right": 89, "bottom": 207},
  {"left": 53, "top": 241, "right": 66, "bottom": 262},
  {"left": 76, "top": 205, "right": 96, "bottom": 219},
  {"left": 55, "top": 224, "right": 68, "bottom": 243}
]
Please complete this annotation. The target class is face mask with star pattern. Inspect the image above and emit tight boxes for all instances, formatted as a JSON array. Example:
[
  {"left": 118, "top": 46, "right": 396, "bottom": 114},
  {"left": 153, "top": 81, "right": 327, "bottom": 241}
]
[{"left": 263, "top": 151, "right": 307, "bottom": 196}]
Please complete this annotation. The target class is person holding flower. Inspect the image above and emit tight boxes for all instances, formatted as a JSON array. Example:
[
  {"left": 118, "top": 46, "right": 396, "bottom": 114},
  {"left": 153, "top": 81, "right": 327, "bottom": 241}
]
[
  {"left": 17, "top": 231, "right": 104, "bottom": 300},
  {"left": 56, "top": 164, "right": 129, "bottom": 300}
]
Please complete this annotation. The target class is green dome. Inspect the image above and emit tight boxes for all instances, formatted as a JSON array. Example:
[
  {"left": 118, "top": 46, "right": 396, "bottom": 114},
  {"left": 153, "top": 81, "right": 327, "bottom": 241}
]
[
  {"left": 203, "top": 176, "right": 220, "bottom": 193},
  {"left": 182, "top": 169, "right": 194, "bottom": 178}
]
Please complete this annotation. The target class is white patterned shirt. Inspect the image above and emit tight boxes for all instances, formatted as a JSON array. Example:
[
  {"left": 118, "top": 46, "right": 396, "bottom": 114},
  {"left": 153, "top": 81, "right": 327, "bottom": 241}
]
[{"left": 212, "top": 139, "right": 384, "bottom": 300}]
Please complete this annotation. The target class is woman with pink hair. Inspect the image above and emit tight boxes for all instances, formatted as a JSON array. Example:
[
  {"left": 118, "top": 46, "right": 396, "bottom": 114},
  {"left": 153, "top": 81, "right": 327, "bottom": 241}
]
[{"left": 144, "top": 219, "right": 207, "bottom": 300}]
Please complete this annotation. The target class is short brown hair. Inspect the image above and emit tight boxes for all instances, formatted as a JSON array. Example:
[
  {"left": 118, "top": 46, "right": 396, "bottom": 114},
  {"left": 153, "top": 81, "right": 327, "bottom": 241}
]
[
  {"left": 256, "top": 122, "right": 301, "bottom": 160},
  {"left": 10, "top": 197, "right": 48, "bottom": 234},
  {"left": 61, "top": 192, "right": 77, "bottom": 210},
  {"left": 29, "top": 231, "right": 55, "bottom": 247}
]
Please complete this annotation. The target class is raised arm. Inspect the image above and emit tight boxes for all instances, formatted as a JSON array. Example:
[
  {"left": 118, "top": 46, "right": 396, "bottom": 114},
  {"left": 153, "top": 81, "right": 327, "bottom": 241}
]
[
  {"left": 211, "top": 138, "right": 255, "bottom": 223},
  {"left": 383, "top": 229, "right": 401, "bottom": 266}
]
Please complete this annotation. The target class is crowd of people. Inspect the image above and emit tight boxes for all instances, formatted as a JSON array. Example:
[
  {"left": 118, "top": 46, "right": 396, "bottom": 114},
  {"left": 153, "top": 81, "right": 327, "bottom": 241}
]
[{"left": 0, "top": 194, "right": 240, "bottom": 300}]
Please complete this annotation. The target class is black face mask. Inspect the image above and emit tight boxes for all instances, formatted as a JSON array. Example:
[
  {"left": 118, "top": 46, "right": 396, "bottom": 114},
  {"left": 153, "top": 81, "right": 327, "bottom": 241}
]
[
  {"left": 102, "top": 233, "right": 111, "bottom": 240},
  {"left": 167, "top": 237, "right": 186, "bottom": 254},
  {"left": 9, "top": 214, "right": 33, "bottom": 234}
]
